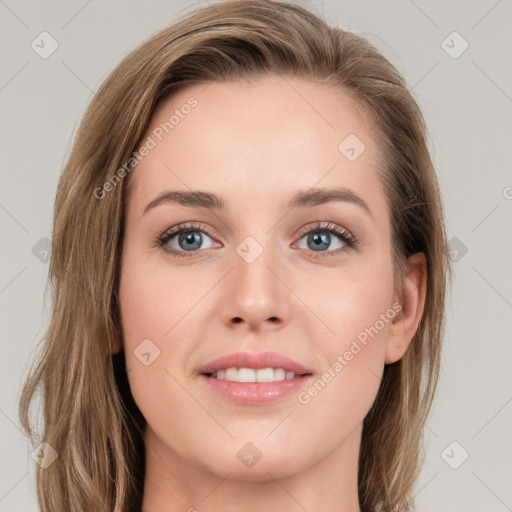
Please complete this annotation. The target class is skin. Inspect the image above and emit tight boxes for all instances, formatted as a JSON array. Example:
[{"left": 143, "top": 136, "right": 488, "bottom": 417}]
[{"left": 117, "top": 74, "right": 426, "bottom": 512}]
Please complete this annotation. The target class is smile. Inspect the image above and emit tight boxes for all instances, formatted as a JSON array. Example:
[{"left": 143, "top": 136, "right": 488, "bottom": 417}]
[
  {"left": 198, "top": 350, "right": 314, "bottom": 404},
  {"left": 205, "top": 367, "right": 301, "bottom": 382}
]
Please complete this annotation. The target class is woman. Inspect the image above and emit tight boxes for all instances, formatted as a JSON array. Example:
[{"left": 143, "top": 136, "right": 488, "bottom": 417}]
[{"left": 19, "top": 1, "right": 451, "bottom": 511}]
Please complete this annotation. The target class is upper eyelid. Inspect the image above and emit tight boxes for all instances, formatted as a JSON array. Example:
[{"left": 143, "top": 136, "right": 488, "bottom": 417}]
[
  {"left": 295, "top": 222, "right": 354, "bottom": 239},
  {"left": 160, "top": 222, "right": 215, "bottom": 239}
]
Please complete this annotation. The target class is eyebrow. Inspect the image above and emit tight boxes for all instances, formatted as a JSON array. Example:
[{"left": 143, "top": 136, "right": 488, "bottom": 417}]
[{"left": 143, "top": 187, "right": 372, "bottom": 218}]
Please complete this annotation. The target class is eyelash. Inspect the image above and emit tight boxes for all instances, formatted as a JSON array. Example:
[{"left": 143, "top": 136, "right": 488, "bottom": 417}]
[{"left": 155, "top": 221, "right": 358, "bottom": 259}]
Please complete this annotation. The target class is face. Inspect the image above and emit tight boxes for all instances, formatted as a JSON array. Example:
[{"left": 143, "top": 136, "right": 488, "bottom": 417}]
[{"left": 119, "top": 75, "right": 403, "bottom": 481}]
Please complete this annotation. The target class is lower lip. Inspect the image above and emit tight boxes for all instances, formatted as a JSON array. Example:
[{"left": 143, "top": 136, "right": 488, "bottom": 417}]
[{"left": 199, "top": 374, "right": 314, "bottom": 405}]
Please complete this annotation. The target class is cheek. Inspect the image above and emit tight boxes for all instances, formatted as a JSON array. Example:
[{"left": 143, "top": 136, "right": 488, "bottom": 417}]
[
  {"left": 119, "top": 255, "right": 174, "bottom": 390},
  {"left": 295, "top": 256, "right": 395, "bottom": 410},
  {"left": 118, "top": 259, "right": 197, "bottom": 439},
  {"left": 300, "top": 249, "right": 395, "bottom": 354},
  {"left": 296, "top": 291, "right": 393, "bottom": 446},
  {"left": 119, "top": 252, "right": 206, "bottom": 342},
  {"left": 118, "top": 249, "right": 215, "bottom": 406}
]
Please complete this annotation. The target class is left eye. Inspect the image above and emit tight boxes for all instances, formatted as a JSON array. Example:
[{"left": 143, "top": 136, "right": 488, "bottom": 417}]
[{"left": 297, "top": 230, "right": 347, "bottom": 252}]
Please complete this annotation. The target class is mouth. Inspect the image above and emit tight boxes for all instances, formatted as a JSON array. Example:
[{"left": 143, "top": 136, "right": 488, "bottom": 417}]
[
  {"left": 203, "top": 367, "right": 312, "bottom": 382},
  {"left": 198, "top": 351, "right": 314, "bottom": 404}
]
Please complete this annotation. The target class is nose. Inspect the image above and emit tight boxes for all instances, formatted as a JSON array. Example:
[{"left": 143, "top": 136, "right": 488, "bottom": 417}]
[{"left": 218, "top": 241, "right": 291, "bottom": 332}]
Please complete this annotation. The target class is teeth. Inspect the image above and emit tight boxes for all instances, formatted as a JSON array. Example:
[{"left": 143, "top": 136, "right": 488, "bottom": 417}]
[
  {"left": 238, "top": 368, "right": 256, "bottom": 382},
  {"left": 211, "top": 367, "right": 299, "bottom": 382},
  {"left": 256, "top": 368, "right": 274, "bottom": 382},
  {"left": 225, "top": 368, "right": 238, "bottom": 381},
  {"left": 273, "top": 368, "right": 285, "bottom": 381}
]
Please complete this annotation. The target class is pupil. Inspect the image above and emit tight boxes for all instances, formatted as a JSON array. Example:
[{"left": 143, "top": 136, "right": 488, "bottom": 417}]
[
  {"left": 180, "top": 232, "right": 201, "bottom": 250},
  {"left": 310, "top": 232, "right": 330, "bottom": 251}
]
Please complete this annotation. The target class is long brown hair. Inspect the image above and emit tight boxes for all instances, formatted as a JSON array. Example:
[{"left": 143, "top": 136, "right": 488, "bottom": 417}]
[{"left": 18, "top": 1, "right": 451, "bottom": 510}]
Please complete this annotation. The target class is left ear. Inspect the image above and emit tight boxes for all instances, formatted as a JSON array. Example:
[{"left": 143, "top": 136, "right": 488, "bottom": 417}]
[{"left": 385, "top": 252, "right": 427, "bottom": 364}]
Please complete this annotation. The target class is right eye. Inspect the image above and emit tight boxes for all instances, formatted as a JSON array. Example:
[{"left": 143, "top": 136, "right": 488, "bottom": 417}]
[{"left": 156, "top": 222, "right": 220, "bottom": 258}]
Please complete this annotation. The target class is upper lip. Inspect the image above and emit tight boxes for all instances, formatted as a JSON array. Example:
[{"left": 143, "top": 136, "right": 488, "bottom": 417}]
[{"left": 199, "top": 351, "right": 313, "bottom": 375}]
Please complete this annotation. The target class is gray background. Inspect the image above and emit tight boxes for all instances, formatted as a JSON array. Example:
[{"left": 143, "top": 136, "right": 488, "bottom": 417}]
[{"left": 1, "top": 0, "right": 511, "bottom": 510}]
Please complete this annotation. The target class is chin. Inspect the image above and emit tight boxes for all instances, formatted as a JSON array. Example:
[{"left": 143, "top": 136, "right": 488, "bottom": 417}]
[{"left": 195, "top": 442, "right": 309, "bottom": 482}]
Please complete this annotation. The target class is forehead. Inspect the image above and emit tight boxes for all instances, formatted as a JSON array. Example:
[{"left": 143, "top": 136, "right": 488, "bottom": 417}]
[{"left": 126, "top": 75, "right": 387, "bottom": 219}]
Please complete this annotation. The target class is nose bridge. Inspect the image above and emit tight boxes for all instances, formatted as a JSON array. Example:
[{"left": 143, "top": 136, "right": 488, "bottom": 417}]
[{"left": 220, "top": 232, "right": 290, "bottom": 330}]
